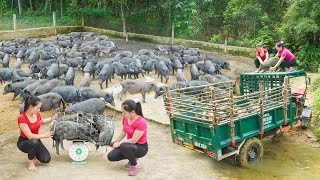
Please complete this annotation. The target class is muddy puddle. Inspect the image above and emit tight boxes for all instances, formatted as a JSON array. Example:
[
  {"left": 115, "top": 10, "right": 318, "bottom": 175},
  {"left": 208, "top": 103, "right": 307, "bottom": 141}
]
[{"left": 200, "top": 135, "right": 320, "bottom": 179}]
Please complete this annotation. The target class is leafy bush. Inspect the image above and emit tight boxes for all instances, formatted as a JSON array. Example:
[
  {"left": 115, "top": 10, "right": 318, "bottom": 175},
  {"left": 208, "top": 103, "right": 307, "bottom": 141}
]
[
  {"left": 295, "top": 44, "right": 320, "bottom": 72},
  {"left": 254, "top": 28, "right": 274, "bottom": 48},
  {"left": 210, "top": 35, "right": 223, "bottom": 44},
  {"left": 227, "top": 37, "right": 254, "bottom": 47},
  {"left": 309, "top": 75, "right": 320, "bottom": 137},
  {"left": 313, "top": 89, "right": 320, "bottom": 137},
  {"left": 0, "top": 1, "right": 9, "bottom": 14}
]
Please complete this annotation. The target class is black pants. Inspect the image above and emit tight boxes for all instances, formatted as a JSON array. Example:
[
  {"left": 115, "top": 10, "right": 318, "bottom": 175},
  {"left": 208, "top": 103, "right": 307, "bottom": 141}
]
[
  {"left": 107, "top": 142, "right": 148, "bottom": 166},
  {"left": 17, "top": 136, "right": 51, "bottom": 163},
  {"left": 280, "top": 59, "right": 297, "bottom": 68},
  {"left": 254, "top": 58, "right": 261, "bottom": 68}
]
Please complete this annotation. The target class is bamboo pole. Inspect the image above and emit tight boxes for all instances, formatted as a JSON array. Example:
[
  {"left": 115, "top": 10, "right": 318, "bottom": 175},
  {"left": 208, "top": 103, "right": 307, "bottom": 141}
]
[
  {"left": 210, "top": 87, "right": 218, "bottom": 125},
  {"left": 13, "top": 14, "right": 17, "bottom": 38},
  {"left": 53, "top": 12, "right": 57, "bottom": 36},
  {"left": 176, "top": 85, "right": 180, "bottom": 98},
  {"left": 283, "top": 76, "right": 289, "bottom": 125},
  {"left": 229, "top": 85, "right": 236, "bottom": 146},
  {"left": 259, "top": 83, "right": 264, "bottom": 135}
]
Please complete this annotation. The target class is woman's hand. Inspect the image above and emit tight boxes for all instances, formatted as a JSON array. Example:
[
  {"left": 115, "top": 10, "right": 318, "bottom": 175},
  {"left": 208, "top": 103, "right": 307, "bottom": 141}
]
[
  {"left": 112, "top": 142, "right": 121, "bottom": 148},
  {"left": 109, "top": 141, "right": 115, "bottom": 147},
  {"left": 44, "top": 131, "right": 54, "bottom": 138}
]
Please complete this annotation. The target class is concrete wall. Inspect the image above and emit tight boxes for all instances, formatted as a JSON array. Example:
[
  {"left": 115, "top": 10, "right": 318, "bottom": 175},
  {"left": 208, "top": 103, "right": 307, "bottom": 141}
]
[
  {"left": 0, "top": 26, "right": 83, "bottom": 41},
  {"left": 0, "top": 25, "right": 255, "bottom": 57},
  {"left": 83, "top": 26, "right": 256, "bottom": 57}
]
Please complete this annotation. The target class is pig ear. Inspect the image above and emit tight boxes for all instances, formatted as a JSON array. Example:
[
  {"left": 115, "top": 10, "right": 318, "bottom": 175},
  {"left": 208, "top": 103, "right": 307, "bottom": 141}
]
[
  {"left": 6, "top": 83, "right": 12, "bottom": 89},
  {"left": 25, "top": 90, "right": 31, "bottom": 95}
]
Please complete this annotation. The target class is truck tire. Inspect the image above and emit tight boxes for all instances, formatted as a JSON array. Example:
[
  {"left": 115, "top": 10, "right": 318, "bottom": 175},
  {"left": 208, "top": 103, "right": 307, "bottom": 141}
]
[{"left": 236, "top": 137, "right": 263, "bottom": 166}]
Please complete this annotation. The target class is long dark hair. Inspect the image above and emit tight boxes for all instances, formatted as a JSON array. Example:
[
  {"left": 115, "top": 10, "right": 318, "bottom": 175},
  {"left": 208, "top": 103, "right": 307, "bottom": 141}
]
[
  {"left": 276, "top": 41, "right": 284, "bottom": 49},
  {"left": 24, "top": 95, "right": 41, "bottom": 112},
  {"left": 122, "top": 99, "right": 143, "bottom": 117}
]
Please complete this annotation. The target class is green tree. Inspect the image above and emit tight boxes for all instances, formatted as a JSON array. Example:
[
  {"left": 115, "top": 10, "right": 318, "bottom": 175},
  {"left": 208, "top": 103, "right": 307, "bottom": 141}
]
[
  {"left": 223, "top": 0, "right": 263, "bottom": 38},
  {"left": 282, "top": 0, "right": 320, "bottom": 71}
]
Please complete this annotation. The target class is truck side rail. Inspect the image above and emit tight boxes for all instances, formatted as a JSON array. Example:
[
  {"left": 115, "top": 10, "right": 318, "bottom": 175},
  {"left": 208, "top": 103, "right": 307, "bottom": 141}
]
[{"left": 164, "top": 76, "right": 293, "bottom": 127}]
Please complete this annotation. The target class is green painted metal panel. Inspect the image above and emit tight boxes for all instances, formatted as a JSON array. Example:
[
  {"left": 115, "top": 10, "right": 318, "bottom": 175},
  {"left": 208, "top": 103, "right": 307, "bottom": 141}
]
[
  {"left": 170, "top": 104, "right": 295, "bottom": 151},
  {"left": 168, "top": 71, "right": 307, "bottom": 160},
  {"left": 240, "top": 70, "right": 307, "bottom": 95}
]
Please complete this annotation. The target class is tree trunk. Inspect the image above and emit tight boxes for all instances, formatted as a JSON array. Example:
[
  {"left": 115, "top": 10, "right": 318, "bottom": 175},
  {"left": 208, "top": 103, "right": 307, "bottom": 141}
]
[
  {"left": 253, "top": 18, "right": 256, "bottom": 38},
  {"left": 120, "top": 0, "right": 126, "bottom": 37},
  {"left": 97, "top": 0, "right": 101, "bottom": 8},
  {"left": 60, "top": 0, "right": 63, "bottom": 16},
  {"left": 29, "top": 0, "right": 33, "bottom": 11},
  {"left": 169, "top": 0, "right": 171, "bottom": 23},
  {"left": 41, "top": 0, "right": 52, "bottom": 15},
  {"left": 18, "top": 0, "right": 22, "bottom": 15}
]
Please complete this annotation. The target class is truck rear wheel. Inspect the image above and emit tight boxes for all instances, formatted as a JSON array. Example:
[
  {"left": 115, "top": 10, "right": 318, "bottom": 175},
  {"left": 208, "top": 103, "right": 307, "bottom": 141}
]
[{"left": 237, "top": 137, "right": 263, "bottom": 166}]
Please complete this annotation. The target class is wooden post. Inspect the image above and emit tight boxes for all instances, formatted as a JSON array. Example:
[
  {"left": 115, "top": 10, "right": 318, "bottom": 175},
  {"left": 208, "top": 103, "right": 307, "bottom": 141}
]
[
  {"left": 120, "top": 0, "right": 126, "bottom": 38},
  {"left": 229, "top": 85, "right": 236, "bottom": 146},
  {"left": 224, "top": 37, "right": 227, "bottom": 53},
  {"left": 171, "top": 22, "right": 174, "bottom": 45},
  {"left": 125, "top": 32, "right": 128, "bottom": 43},
  {"left": 13, "top": 14, "right": 17, "bottom": 38},
  {"left": 53, "top": 12, "right": 57, "bottom": 36},
  {"left": 259, "top": 83, "right": 264, "bottom": 135},
  {"left": 210, "top": 87, "right": 218, "bottom": 125},
  {"left": 175, "top": 85, "right": 180, "bottom": 98},
  {"left": 165, "top": 86, "right": 172, "bottom": 118},
  {"left": 283, "top": 76, "right": 289, "bottom": 125},
  {"left": 81, "top": 14, "right": 84, "bottom": 27}
]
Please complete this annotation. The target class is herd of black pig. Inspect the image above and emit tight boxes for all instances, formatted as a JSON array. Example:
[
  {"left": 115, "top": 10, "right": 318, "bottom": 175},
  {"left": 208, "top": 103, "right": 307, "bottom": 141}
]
[{"left": 0, "top": 31, "right": 234, "bottom": 115}]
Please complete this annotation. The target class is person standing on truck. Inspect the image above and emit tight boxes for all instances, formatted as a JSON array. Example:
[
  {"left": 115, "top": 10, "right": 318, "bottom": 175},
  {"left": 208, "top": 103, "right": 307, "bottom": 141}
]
[
  {"left": 270, "top": 41, "right": 297, "bottom": 72},
  {"left": 254, "top": 44, "right": 269, "bottom": 69},
  {"left": 107, "top": 99, "right": 148, "bottom": 176},
  {"left": 17, "top": 96, "right": 55, "bottom": 171}
]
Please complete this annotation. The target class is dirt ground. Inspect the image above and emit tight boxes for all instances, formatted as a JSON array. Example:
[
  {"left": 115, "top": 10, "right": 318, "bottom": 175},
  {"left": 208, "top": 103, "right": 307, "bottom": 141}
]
[{"left": 0, "top": 37, "right": 319, "bottom": 179}]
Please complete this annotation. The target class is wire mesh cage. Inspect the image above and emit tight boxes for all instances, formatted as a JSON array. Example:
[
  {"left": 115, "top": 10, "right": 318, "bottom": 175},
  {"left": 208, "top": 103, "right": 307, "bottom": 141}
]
[
  {"left": 240, "top": 70, "right": 307, "bottom": 95},
  {"left": 51, "top": 109, "right": 114, "bottom": 155}
]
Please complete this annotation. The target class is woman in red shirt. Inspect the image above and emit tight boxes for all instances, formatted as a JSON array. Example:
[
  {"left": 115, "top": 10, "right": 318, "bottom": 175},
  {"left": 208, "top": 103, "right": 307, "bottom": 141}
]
[
  {"left": 17, "top": 96, "right": 55, "bottom": 171},
  {"left": 107, "top": 99, "right": 148, "bottom": 176},
  {"left": 254, "top": 44, "right": 269, "bottom": 68}
]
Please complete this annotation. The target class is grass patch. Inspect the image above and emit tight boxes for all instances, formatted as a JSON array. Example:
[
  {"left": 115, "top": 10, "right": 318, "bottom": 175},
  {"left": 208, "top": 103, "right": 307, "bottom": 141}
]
[
  {"left": 0, "top": 14, "right": 78, "bottom": 31},
  {"left": 310, "top": 77, "right": 320, "bottom": 91},
  {"left": 311, "top": 75, "right": 320, "bottom": 137}
]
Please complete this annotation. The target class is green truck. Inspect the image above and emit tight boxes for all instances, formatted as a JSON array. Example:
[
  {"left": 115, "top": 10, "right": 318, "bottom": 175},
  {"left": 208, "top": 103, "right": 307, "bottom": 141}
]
[{"left": 163, "top": 70, "right": 311, "bottom": 166}]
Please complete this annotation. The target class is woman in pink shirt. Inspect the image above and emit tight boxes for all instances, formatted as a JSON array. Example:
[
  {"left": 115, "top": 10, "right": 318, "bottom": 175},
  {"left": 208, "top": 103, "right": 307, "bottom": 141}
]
[
  {"left": 107, "top": 99, "right": 148, "bottom": 176},
  {"left": 270, "top": 41, "right": 297, "bottom": 71}
]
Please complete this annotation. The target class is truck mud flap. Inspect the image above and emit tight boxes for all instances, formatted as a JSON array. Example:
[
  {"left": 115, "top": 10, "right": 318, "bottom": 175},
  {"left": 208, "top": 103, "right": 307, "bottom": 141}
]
[{"left": 301, "top": 107, "right": 312, "bottom": 128}]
